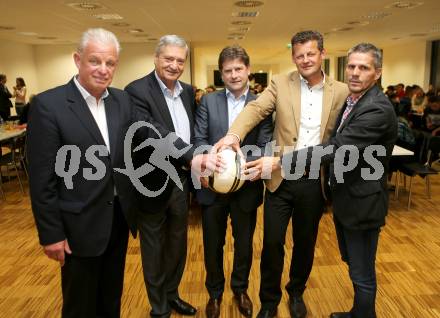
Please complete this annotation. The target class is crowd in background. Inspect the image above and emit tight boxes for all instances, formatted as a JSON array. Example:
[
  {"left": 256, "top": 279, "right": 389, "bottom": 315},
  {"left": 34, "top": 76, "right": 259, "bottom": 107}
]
[
  {"left": 193, "top": 75, "right": 267, "bottom": 106},
  {"left": 384, "top": 83, "right": 440, "bottom": 153}
]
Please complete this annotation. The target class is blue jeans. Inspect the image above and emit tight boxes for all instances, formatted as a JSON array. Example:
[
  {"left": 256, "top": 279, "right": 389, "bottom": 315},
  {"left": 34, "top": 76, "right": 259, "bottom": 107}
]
[{"left": 334, "top": 217, "right": 379, "bottom": 318}]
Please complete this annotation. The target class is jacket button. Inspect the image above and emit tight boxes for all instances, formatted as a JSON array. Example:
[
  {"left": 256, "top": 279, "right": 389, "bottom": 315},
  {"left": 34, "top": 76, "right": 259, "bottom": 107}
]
[{"left": 293, "top": 137, "right": 297, "bottom": 142}]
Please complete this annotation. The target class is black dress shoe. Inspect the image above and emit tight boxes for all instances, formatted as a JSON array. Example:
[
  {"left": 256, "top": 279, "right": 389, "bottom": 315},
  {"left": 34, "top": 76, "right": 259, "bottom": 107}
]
[
  {"left": 168, "top": 298, "right": 197, "bottom": 315},
  {"left": 206, "top": 296, "right": 222, "bottom": 318},
  {"left": 234, "top": 292, "right": 253, "bottom": 317},
  {"left": 256, "top": 308, "right": 277, "bottom": 318},
  {"left": 329, "top": 312, "right": 352, "bottom": 318},
  {"left": 289, "top": 295, "right": 307, "bottom": 318}
]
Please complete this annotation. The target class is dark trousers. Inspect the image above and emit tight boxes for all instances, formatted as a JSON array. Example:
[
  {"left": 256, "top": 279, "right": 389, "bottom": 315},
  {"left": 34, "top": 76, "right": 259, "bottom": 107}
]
[
  {"left": 137, "top": 177, "right": 189, "bottom": 318},
  {"left": 201, "top": 196, "right": 257, "bottom": 299},
  {"left": 259, "top": 178, "right": 324, "bottom": 310},
  {"left": 61, "top": 197, "right": 129, "bottom": 318},
  {"left": 334, "top": 218, "right": 379, "bottom": 318}
]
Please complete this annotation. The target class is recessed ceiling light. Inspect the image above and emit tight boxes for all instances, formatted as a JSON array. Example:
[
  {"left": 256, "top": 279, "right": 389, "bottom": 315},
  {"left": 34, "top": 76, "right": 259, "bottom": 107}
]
[
  {"left": 112, "top": 22, "right": 130, "bottom": 27},
  {"left": 0, "top": 26, "right": 15, "bottom": 30},
  {"left": 38, "top": 36, "right": 57, "bottom": 40},
  {"left": 128, "top": 28, "right": 144, "bottom": 33},
  {"left": 429, "top": 24, "right": 440, "bottom": 32},
  {"left": 346, "top": 21, "right": 369, "bottom": 26},
  {"left": 67, "top": 2, "right": 105, "bottom": 10},
  {"left": 362, "top": 12, "right": 392, "bottom": 19},
  {"left": 18, "top": 32, "right": 38, "bottom": 36},
  {"left": 332, "top": 27, "right": 354, "bottom": 32},
  {"left": 228, "top": 27, "right": 251, "bottom": 32},
  {"left": 232, "top": 11, "right": 259, "bottom": 17},
  {"left": 93, "top": 13, "right": 123, "bottom": 20},
  {"left": 231, "top": 20, "right": 252, "bottom": 25},
  {"left": 385, "top": 1, "right": 423, "bottom": 9},
  {"left": 234, "top": 1, "right": 264, "bottom": 7}
]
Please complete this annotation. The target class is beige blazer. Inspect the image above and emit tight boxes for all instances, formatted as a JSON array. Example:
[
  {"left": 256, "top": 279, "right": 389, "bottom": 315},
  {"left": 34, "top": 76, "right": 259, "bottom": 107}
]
[{"left": 229, "top": 71, "right": 349, "bottom": 193}]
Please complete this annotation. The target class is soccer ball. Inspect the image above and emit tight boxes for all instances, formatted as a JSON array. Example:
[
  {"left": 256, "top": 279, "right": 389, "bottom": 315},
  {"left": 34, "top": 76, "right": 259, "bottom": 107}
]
[{"left": 206, "top": 148, "right": 245, "bottom": 194}]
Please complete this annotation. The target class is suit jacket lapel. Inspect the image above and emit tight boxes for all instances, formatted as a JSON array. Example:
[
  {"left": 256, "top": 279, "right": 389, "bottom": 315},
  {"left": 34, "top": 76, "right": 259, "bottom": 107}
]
[
  {"left": 104, "top": 91, "right": 119, "bottom": 162},
  {"left": 320, "top": 80, "right": 334, "bottom": 140},
  {"left": 288, "top": 73, "right": 301, "bottom": 136},
  {"left": 148, "top": 74, "right": 176, "bottom": 131},
  {"left": 66, "top": 80, "right": 106, "bottom": 146},
  {"left": 217, "top": 90, "right": 229, "bottom": 135}
]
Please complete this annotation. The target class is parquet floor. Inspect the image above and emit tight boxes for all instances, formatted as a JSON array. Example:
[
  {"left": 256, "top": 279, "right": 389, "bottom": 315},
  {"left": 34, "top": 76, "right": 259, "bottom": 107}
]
[{"left": 0, "top": 173, "right": 439, "bottom": 317}]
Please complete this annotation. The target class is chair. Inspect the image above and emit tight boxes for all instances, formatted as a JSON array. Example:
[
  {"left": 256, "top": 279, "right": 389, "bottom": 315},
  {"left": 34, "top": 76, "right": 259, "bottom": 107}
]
[
  {"left": 0, "top": 132, "right": 27, "bottom": 196},
  {"left": 396, "top": 135, "right": 440, "bottom": 209}
]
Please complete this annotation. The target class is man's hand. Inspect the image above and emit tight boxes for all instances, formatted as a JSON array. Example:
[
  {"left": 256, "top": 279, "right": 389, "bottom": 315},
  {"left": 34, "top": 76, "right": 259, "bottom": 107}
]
[
  {"left": 243, "top": 156, "right": 281, "bottom": 181},
  {"left": 43, "top": 239, "right": 72, "bottom": 266},
  {"left": 191, "top": 153, "right": 225, "bottom": 176},
  {"left": 212, "top": 134, "right": 241, "bottom": 153}
]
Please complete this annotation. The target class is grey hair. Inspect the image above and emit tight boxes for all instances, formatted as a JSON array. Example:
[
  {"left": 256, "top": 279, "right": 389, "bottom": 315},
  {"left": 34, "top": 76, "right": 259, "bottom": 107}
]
[
  {"left": 77, "top": 28, "right": 121, "bottom": 55},
  {"left": 348, "top": 43, "right": 382, "bottom": 69},
  {"left": 155, "top": 35, "right": 188, "bottom": 57}
]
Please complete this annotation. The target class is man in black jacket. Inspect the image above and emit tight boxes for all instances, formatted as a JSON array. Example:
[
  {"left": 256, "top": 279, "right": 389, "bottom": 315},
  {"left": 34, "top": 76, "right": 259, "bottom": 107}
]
[
  {"left": 125, "top": 35, "right": 204, "bottom": 318},
  {"left": 0, "top": 74, "right": 13, "bottom": 120},
  {"left": 27, "top": 28, "right": 141, "bottom": 318}
]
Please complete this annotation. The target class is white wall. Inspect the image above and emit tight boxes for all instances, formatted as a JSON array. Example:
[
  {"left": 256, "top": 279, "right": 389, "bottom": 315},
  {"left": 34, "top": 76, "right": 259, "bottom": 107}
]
[
  {"left": 0, "top": 39, "right": 434, "bottom": 99},
  {"left": 33, "top": 43, "right": 192, "bottom": 92},
  {"left": 382, "top": 41, "right": 431, "bottom": 90}
]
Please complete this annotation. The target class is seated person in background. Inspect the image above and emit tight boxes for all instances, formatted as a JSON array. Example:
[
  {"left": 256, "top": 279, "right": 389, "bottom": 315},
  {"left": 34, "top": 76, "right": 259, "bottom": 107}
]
[
  {"left": 397, "top": 102, "right": 416, "bottom": 150},
  {"left": 205, "top": 85, "right": 216, "bottom": 93},
  {"left": 384, "top": 85, "right": 395, "bottom": 98},
  {"left": 388, "top": 93, "right": 400, "bottom": 115},
  {"left": 422, "top": 95, "right": 440, "bottom": 136},
  {"left": 195, "top": 88, "right": 204, "bottom": 106},
  {"left": 410, "top": 85, "right": 427, "bottom": 114}
]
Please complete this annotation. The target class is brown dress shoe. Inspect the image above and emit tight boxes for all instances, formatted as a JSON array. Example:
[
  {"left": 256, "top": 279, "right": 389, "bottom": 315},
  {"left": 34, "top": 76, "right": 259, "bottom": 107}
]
[
  {"left": 206, "top": 296, "right": 222, "bottom": 318},
  {"left": 234, "top": 292, "right": 253, "bottom": 317}
]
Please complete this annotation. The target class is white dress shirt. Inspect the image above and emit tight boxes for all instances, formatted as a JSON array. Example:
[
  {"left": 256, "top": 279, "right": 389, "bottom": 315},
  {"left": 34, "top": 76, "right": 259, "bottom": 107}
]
[
  {"left": 296, "top": 74, "right": 325, "bottom": 150},
  {"left": 155, "top": 72, "right": 191, "bottom": 145},
  {"left": 73, "top": 76, "right": 110, "bottom": 153},
  {"left": 226, "top": 87, "right": 249, "bottom": 128}
]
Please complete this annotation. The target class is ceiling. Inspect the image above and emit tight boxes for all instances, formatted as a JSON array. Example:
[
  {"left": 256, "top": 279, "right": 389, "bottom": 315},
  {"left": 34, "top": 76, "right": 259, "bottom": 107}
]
[{"left": 1, "top": 0, "right": 440, "bottom": 64}]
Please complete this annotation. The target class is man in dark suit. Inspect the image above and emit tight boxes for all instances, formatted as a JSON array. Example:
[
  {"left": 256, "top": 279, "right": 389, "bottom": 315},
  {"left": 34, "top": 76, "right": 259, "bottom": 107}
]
[
  {"left": 27, "top": 28, "right": 141, "bottom": 318},
  {"left": 249, "top": 43, "right": 397, "bottom": 318},
  {"left": 194, "top": 45, "right": 273, "bottom": 318},
  {"left": 0, "top": 74, "right": 13, "bottom": 120},
  {"left": 125, "top": 35, "right": 202, "bottom": 318}
]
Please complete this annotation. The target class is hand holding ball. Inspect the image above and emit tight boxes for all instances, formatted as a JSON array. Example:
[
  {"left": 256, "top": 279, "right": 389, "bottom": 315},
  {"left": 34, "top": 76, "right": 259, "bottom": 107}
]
[{"left": 205, "top": 148, "right": 245, "bottom": 194}]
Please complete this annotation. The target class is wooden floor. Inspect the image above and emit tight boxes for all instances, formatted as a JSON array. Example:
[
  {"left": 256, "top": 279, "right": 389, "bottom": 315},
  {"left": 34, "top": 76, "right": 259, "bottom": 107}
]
[{"left": 0, "top": 173, "right": 439, "bottom": 318}]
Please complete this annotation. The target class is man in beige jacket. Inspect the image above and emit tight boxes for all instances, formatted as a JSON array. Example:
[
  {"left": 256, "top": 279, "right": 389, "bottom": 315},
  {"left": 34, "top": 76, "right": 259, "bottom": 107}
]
[{"left": 214, "top": 31, "right": 349, "bottom": 318}]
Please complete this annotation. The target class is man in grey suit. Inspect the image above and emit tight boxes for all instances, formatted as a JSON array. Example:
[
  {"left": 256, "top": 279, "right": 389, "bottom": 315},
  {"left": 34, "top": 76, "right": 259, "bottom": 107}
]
[{"left": 194, "top": 45, "right": 273, "bottom": 318}]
